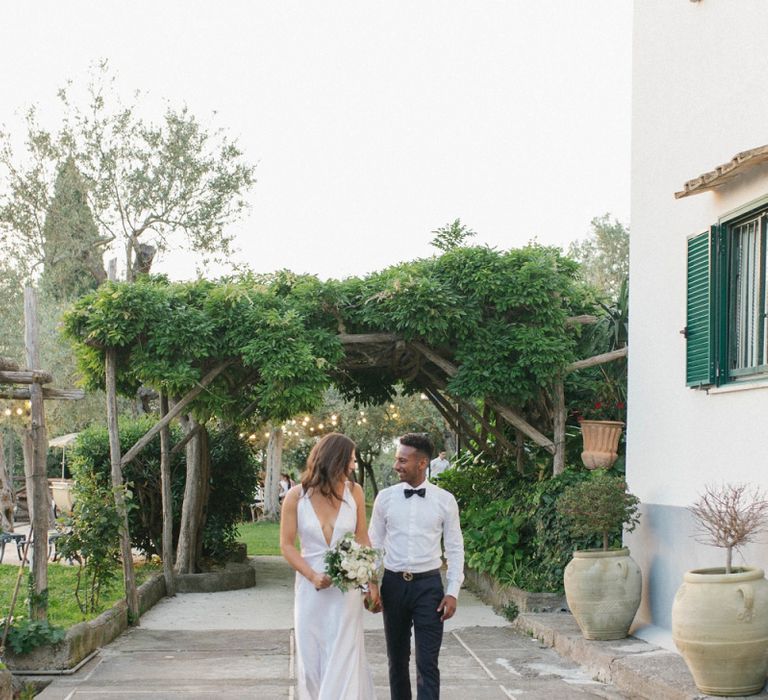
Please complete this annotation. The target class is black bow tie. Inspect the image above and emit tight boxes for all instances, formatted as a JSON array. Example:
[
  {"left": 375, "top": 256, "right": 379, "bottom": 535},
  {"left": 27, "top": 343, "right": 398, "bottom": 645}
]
[{"left": 404, "top": 488, "right": 426, "bottom": 499}]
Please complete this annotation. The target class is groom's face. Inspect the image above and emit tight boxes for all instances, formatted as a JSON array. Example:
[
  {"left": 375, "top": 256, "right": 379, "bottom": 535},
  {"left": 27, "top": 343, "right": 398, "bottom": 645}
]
[{"left": 394, "top": 444, "right": 428, "bottom": 487}]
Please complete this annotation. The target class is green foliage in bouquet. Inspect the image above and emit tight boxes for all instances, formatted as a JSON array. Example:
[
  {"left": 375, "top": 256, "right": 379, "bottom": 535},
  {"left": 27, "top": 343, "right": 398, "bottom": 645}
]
[{"left": 324, "top": 532, "right": 381, "bottom": 592}]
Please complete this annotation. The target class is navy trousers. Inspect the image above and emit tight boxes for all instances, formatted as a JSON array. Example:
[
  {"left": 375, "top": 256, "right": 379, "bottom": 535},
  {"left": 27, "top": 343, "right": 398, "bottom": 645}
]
[{"left": 380, "top": 569, "right": 444, "bottom": 700}]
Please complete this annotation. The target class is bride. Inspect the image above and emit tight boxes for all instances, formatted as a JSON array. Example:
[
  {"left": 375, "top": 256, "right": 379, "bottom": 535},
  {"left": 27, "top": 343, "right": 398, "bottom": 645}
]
[{"left": 280, "top": 432, "right": 377, "bottom": 699}]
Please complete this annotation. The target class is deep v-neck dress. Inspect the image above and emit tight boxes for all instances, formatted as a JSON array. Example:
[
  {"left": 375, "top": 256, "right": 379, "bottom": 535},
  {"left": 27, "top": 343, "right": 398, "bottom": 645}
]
[{"left": 294, "top": 483, "right": 376, "bottom": 699}]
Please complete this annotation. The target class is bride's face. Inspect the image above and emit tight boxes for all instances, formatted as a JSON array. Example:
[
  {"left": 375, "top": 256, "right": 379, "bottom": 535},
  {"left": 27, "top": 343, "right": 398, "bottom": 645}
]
[{"left": 346, "top": 454, "right": 357, "bottom": 478}]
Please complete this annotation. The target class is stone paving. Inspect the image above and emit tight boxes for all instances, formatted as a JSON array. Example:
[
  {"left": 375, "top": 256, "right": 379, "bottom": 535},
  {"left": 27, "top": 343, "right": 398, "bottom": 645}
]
[{"left": 32, "top": 557, "right": 630, "bottom": 699}]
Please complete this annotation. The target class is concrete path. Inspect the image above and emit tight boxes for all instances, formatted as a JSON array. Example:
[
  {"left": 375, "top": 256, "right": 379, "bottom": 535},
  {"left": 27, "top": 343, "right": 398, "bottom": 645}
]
[{"left": 36, "top": 557, "right": 630, "bottom": 699}]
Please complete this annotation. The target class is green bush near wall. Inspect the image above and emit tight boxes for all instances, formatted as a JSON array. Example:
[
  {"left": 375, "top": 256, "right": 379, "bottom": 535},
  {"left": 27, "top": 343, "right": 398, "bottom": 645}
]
[{"left": 439, "top": 456, "right": 608, "bottom": 593}]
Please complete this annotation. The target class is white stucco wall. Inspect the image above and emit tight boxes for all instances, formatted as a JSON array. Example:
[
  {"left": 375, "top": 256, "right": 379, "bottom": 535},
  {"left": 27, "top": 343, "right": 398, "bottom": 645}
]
[{"left": 628, "top": 0, "right": 768, "bottom": 645}]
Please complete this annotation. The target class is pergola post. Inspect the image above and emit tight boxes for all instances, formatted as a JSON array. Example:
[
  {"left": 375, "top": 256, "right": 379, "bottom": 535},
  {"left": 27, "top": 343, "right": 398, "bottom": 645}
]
[
  {"left": 23, "top": 287, "right": 49, "bottom": 621},
  {"left": 105, "top": 348, "right": 140, "bottom": 622},
  {"left": 159, "top": 393, "right": 175, "bottom": 596}
]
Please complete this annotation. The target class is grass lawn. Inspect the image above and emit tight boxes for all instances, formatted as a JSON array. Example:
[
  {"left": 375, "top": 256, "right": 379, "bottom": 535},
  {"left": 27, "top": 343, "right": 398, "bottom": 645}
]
[
  {"left": 235, "top": 503, "right": 373, "bottom": 556},
  {"left": 0, "top": 562, "right": 160, "bottom": 629},
  {"left": 236, "top": 520, "right": 281, "bottom": 555}
]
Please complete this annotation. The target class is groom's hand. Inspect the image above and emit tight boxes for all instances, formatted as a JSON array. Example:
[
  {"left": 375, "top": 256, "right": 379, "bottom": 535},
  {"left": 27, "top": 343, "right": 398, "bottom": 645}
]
[
  {"left": 437, "top": 595, "right": 457, "bottom": 621},
  {"left": 365, "top": 589, "right": 382, "bottom": 613}
]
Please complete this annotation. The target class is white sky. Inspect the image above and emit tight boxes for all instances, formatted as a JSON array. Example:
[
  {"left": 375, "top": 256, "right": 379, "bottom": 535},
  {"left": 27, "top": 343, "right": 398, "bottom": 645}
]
[{"left": 1, "top": 1, "right": 632, "bottom": 281}]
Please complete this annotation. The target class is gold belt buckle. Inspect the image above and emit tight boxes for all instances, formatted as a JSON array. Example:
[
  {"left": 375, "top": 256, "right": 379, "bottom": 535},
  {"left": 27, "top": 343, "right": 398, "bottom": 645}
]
[{"left": 402, "top": 571, "right": 413, "bottom": 582}]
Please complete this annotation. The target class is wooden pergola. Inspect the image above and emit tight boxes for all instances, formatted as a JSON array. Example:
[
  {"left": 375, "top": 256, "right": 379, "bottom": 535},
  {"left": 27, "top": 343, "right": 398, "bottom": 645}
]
[
  {"left": 337, "top": 330, "right": 628, "bottom": 475},
  {"left": 0, "top": 288, "right": 84, "bottom": 625}
]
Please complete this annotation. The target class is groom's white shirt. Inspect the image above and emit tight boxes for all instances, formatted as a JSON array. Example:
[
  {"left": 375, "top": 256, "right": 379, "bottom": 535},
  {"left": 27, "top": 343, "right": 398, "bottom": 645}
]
[{"left": 369, "top": 479, "right": 464, "bottom": 599}]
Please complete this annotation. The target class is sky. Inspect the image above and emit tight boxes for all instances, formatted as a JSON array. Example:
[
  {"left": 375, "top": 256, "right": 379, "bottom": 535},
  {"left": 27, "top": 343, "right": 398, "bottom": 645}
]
[{"left": 0, "top": 1, "right": 632, "bottom": 281}]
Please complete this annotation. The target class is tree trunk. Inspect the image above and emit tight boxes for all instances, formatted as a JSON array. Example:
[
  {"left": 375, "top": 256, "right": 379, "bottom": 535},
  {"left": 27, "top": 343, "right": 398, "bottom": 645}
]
[
  {"left": 175, "top": 415, "right": 203, "bottom": 573},
  {"left": 553, "top": 380, "right": 566, "bottom": 476},
  {"left": 158, "top": 394, "right": 175, "bottom": 596},
  {"left": 263, "top": 427, "right": 283, "bottom": 521},
  {"left": 364, "top": 462, "right": 379, "bottom": 498},
  {"left": 105, "top": 348, "right": 140, "bottom": 622},
  {"left": 515, "top": 428, "right": 525, "bottom": 474},
  {"left": 193, "top": 427, "right": 210, "bottom": 568},
  {"left": 356, "top": 448, "right": 365, "bottom": 491},
  {"left": 0, "top": 433, "right": 14, "bottom": 532},
  {"left": 23, "top": 287, "right": 49, "bottom": 621}
]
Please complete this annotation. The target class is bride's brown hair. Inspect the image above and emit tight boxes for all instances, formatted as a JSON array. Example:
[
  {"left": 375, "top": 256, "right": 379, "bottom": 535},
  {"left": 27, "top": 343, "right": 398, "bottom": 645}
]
[{"left": 301, "top": 432, "right": 356, "bottom": 501}]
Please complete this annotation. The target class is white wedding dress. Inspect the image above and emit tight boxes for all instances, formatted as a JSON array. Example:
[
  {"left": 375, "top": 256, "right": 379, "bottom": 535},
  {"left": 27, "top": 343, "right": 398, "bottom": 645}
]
[{"left": 294, "top": 483, "right": 376, "bottom": 699}]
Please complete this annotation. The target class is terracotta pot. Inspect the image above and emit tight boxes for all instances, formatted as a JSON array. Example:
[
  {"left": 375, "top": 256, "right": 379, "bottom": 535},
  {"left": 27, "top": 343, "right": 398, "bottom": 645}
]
[
  {"left": 580, "top": 420, "right": 624, "bottom": 470},
  {"left": 563, "top": 547, "right": 641, "bottom": 640},
  {"left": 672, "top": 566, "right": 768, "bottom": 697}
]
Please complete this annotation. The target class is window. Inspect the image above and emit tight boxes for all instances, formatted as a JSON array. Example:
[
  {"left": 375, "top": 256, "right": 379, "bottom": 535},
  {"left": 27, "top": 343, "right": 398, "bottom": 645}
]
[{"left": 686, "top": 202, "right": 768, "bottom": 387}]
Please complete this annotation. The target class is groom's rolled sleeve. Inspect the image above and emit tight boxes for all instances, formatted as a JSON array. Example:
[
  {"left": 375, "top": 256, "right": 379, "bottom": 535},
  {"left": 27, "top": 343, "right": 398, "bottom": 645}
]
[{"left": 443, "top": 495, "right": 464, "bottom": 599}]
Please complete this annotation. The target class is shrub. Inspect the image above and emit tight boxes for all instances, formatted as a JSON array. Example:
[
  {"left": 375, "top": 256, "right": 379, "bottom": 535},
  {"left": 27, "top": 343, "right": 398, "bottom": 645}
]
[
  {"left": 440, "top": 453, "right": 604, "bottom": 592},
  {"left": 0, "top": 617, "right": 65, "bottom": 655},
  {"left": 56, "top": 469, "right": 124, "bottom": 614},
  {"left": 68, "top": 418, "right": 257, "bottom": 561},
  {"left": 557, "top": 470, "right": 640, "bottom": 551}
]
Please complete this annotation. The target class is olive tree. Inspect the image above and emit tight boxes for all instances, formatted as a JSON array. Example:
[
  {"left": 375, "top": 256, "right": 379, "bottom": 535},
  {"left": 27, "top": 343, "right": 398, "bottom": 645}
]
[{"left": 0, "top": 62, "right": 256, "bottom": 283}]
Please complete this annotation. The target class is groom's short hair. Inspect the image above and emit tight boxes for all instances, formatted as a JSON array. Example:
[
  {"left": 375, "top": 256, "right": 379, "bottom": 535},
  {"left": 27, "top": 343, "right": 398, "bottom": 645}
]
[{"left": 399, "top": 433, "right": 433, "bottom": 461}]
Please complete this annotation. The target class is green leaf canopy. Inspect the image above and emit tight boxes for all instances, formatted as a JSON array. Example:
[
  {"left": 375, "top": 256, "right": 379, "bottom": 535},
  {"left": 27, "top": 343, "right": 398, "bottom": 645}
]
[{"left": 62, "top": 244, "right": 595, "bottom": 423}]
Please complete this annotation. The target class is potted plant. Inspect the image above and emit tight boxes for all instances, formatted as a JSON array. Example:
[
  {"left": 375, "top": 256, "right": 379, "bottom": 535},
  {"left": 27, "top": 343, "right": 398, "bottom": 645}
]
[
  {"left": 672, "top": 483, "right": 768, "bottom": 697},
  {"left": 557, "top": 470, "right": 641, "bottom": 640}
]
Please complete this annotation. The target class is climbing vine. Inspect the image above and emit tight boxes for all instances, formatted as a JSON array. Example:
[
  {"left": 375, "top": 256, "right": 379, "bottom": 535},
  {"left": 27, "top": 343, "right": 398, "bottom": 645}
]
[{"left": 62, "top": 244, "right": 598, "bottom": 435}]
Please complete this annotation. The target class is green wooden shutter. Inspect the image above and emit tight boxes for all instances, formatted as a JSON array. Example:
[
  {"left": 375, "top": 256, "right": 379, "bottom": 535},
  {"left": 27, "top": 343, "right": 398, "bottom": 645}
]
[{"left": 686, "top": 229, "right": 716, "bottom": 386}]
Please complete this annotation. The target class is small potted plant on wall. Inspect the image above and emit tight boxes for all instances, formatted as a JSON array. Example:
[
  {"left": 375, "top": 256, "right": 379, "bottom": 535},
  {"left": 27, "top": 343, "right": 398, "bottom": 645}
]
[
  {"left": 557, "top": 470, "right": 641, "bottom": 640},
  {"left": 672, "top": 483, "right": 768, "bottom": 697}
]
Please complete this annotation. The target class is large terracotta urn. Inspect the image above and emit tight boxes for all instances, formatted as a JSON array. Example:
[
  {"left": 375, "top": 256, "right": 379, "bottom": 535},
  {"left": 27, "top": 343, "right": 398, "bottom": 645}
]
[
  {"left": 564, "top": 547, "right": 641, "bottom": 640},
  {"left": 672, "top": 566, "right": 768, "bottom": 697},
  {"left": 580, "top": 420, "right": 624, "bottom": 470}
]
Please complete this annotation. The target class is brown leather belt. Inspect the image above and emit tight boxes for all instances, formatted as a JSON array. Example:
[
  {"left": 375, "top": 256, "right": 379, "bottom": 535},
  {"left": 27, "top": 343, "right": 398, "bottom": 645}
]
[{"left": 385, "top": 568, "right": 441, "bottom": 582}]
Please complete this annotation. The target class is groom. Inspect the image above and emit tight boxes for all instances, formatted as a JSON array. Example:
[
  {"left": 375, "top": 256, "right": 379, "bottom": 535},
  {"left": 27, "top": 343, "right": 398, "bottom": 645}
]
[{"left": 368, "top": 433, "right": 465, "bottom": 700}]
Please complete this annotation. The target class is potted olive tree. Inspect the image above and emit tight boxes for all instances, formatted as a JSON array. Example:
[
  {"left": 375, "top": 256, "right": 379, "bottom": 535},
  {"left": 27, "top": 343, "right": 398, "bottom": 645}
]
[
  {"left": 672, "top": 483, "right": 768, "bottom": 697},
  {"left": 557, "top": 470, "right": 641, "bottom": 640}
]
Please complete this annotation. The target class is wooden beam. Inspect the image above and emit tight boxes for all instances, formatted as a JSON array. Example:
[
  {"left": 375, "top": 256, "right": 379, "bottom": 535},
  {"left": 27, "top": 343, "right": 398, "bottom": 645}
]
[
  {"left": 421, "top": 382, "right": 485, "bottom": 455},
  {"left": 120, "top": 360, "right": 234, "bottom": 467},
  {"left": 170, "top": 422, "right": 203, "bottom": 457},
  {"left": 0, "top": 387, "right": 85, "bottom": 401},
  {"left": 487, "top": 400, "right": 556, "bottom": 454},
  {"left": 422, "top": 387, "right": 482, "bottom": 457},
  {"left": 411, "top": 342, "right": 556, "bottom": 453},
  {"left": 338, "top": 333, "right": 399, "bottom": 344},
  {"left": 567, "top": 346, "right": 628, "bottom": 372},
  {"left": 419, "top": 367, "right": 517, "bottom": 454},
  {"left": 552, "top": 380, "right": 566, "bottom": 476},
  {"left": 0, "top": 369, "right": 53, "bottom": 385},
  {"left": 410, "top": 342, "right": 458, "bottom": 377},
  {"left": 0, "top": 357, "right": 20, "bottom": 371},
  {"left": 566, "top": 315, "right": 598, "bottom": 325},
  {"left": 458, "top": 397, "right": 516, "bottom": 454}
]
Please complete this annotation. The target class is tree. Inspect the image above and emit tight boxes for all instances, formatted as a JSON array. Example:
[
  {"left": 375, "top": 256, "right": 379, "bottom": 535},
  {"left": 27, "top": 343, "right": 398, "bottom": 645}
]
[
  {"left": 430, "top": 218, "right": 477, "bottom": 252},
  {"left": 0, "top": 61, "right": 256, "bottom": 282},
  {"left": 40, "top": 157, "right": 106, "bottom": 298},
  {"left": 568, "top": 214, "right": 629, "bottom": 299}
]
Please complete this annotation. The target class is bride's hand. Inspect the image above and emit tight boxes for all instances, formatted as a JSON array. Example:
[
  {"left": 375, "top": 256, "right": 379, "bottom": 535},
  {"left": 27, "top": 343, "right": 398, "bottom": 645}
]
[{"left": 310, "top": 571, "right": 332, "bottom": 590}]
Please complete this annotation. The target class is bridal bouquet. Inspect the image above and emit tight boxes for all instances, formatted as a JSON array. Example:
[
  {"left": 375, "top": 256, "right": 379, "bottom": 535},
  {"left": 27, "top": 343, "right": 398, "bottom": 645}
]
[{"left": 324, "top": 532, "right": 382, "bottom": 592}]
